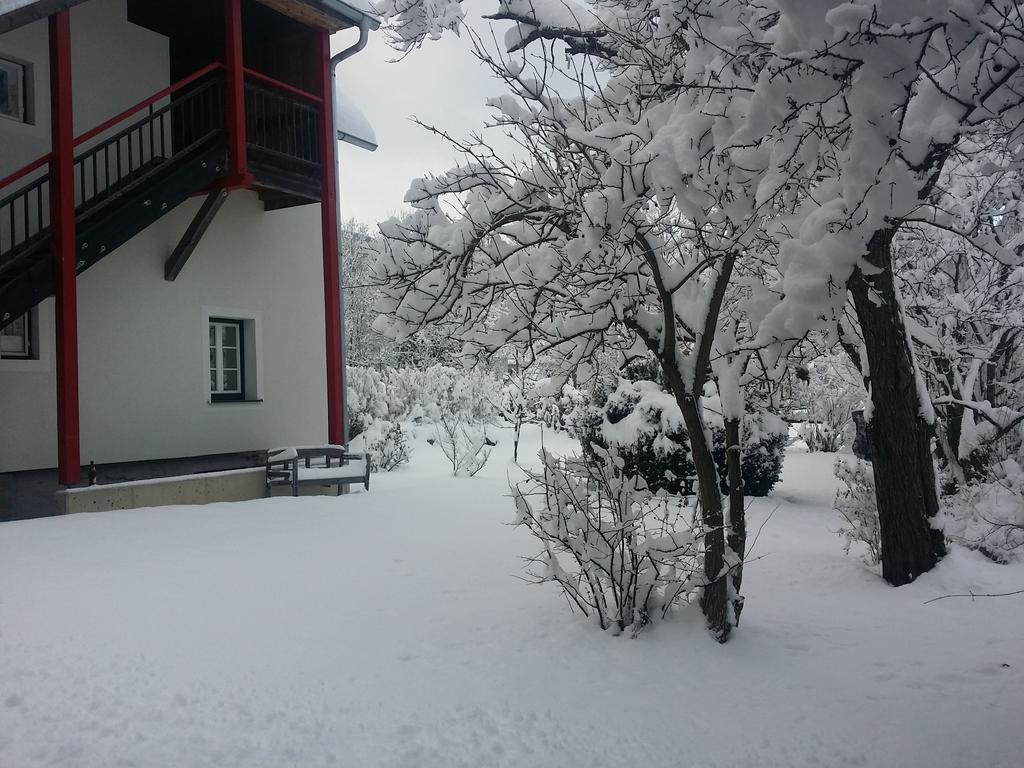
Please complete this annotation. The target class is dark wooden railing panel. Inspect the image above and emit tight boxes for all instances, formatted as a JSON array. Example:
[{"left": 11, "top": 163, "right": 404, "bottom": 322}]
[{"left": 244, "top": 78, "right": 321, "bottom": 175}]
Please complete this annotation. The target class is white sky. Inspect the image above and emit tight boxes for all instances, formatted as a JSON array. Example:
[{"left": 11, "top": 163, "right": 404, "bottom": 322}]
[{"left": 332, "top": 10, "right": 506, "bottom": 227}]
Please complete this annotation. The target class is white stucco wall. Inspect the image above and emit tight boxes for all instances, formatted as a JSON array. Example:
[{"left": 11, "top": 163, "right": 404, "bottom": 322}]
[
  {"left": 0, "top": 0, "right": 170, "bottom": 179},
  {"left": 0, "top": 190, "right": 329, "bottom": 471}
]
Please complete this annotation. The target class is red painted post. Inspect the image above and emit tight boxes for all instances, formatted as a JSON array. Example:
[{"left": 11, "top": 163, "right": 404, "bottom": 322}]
[
  {"left": 317, "top": 29, "right": 344, "bottom": 444},
  {"left": 223, "top": 0, "right": 250, "bottom": 186},
  {"left": 49, "top": 10, "right": 80, "bottom": 486}
]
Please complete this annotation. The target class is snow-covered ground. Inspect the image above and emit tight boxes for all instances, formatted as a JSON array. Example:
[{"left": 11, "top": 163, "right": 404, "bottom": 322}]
[{"left": 1, "top": 425, "right": 1022, "bottom": 767}]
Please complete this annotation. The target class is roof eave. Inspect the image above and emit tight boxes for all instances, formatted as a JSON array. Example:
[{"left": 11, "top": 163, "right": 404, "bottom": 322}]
[{"left": 310, "top": 0, "right": 382, "bottom": 32}]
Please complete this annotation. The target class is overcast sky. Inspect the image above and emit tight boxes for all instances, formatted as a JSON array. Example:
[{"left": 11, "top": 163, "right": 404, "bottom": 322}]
[{"left": 331, "top": 10, "right": 505, "bottom": 227}]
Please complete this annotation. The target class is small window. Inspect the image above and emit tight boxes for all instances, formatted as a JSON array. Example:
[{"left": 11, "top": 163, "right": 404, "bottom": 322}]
[
  {"left": 0, "top": 56, "right": 29, "bottom": 124},
  {"left": 209, "top": 318, "right": 245, "bottom": 402},
  {"left": 1, "top": 312, "right": 31, "bottom": 359}
]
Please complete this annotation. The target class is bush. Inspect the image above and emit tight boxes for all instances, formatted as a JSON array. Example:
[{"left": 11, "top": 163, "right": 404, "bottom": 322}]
[
  {"left": 589, "top": 381, "right": 693, "bottom": 494},
  {"left": 713, "top": 412, "right": 788, "bottom": 497},
  {"left": 939, "top": 458, "right": 1024, "bottom": 563},
  {"left": 833, "top": 458, "right": 881, "bottom": 565},
  {"left": 512, "top": 447, "right": 701, "bottom": 634},
  {"left": 346, "top": 364, "right": 501, "bottom": 428},
  {"left": 365, "top": 421, "right": 413, "bottom": 472},
  {"left": 435, "top": 416, "right": 492, "bottom": 477},
  {"left": 794, "top": 354, "right": 865, "bottom": 452},
  {"left": 346, "top": 367, "right": 389, "bottom": 438},
  {"left": 573, "top": 380, "right": 787, "bottom": 498},
  {"left": 798, "top": 421, "right": 843, "bottom": 452},
  {"left": 346, "top": 404, "right": 365, "bottom": 441}
]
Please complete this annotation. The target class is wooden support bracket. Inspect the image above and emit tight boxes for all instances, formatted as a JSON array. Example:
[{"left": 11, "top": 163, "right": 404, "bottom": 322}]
[{"left": 165, "top": 188, "right": 229, "bottom": 281}]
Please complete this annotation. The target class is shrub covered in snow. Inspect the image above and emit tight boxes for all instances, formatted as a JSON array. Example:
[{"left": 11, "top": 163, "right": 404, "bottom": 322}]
[
  {"left": 535, "top": 381, "right": 586, "bottom": 432},
  {"left": 940, "top": 459, "right": 1024, "bottom": 563},
  {"left": 833, "top": 458, "right": 881, "bottom": 566},
  {"left": 435, "top": 416, "right": 493, "bottom": 477},
  {"left": 346, "top": 364, "right": 501, "bottom": 431},
  {"left": 512, "top": 447, "right": 701, "bottom": 634},
  {"left": 346, "top": 367, "right": 390, "bottom": 438},
  {"left": 364, "top": 421, "right": 413, "bottom": 472},
  {"left": 713, "top": 413, "right": 788, "bottom": 497},
  {"left": 585, "top": 381, "right": 693, "bottom": 495},
  {"left": 798, "top": 421, "right": 843, "bottom": 453},
  {"left": 496, "top": 365, "right": 583, "bottom": 461},
  {"left": 793, "top": 355, "right": 865, "bottom": 453},
  {"left": 391, "top": 364, "right": 499, "bottom": 425},
  {"left": 573, "top": 380, "right": 787, "bottom": 498}
]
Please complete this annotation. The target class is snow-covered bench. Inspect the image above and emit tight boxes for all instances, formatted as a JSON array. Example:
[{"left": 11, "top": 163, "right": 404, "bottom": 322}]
[{"left": 265, "top": 446, "right": 370, "bottom": 497}]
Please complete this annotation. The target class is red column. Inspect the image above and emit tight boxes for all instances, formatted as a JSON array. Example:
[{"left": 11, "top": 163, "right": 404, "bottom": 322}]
[
  {"left": 317, "top": 29, "right": 344, "bottom": 444},
  {"left": 50, "top": 10, "right": 80, "bottom": 486},
  {"left": 223, "top": 0, "right": 251, "bottom": 186}
]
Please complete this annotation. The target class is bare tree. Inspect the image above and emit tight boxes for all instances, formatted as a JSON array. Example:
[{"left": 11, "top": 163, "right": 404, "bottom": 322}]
[{"left": 372, "top": 15, "right": 775, "bottom": 639}]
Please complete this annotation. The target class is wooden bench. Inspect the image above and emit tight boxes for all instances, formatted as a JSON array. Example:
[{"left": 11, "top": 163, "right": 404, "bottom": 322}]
[{"left": 265, "top": 446, "right": 370, "bottom": 497}]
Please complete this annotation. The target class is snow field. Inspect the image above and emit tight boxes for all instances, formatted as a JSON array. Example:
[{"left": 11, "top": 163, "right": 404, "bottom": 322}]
[{"left": 1, "top": 425, "right": 1022, "bottom": 767}]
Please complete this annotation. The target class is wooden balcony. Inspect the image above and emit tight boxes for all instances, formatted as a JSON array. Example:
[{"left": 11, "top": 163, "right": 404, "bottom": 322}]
[{"left": 244, "top": 69, "right": 325, "bottom": 206}]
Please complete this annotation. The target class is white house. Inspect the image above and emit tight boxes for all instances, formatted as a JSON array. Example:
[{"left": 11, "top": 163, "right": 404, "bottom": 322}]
[{"left": 0, "top": 0, "right": 378, "bottom": 512}]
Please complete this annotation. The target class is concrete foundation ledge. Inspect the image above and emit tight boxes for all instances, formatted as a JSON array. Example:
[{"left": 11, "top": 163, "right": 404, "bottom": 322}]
[{"left": 60, "top": 467, "right": 267, "bottom": 514}]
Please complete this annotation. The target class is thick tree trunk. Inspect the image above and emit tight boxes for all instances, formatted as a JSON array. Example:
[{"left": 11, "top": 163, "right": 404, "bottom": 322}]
[
  {"left": 848, "top": 230, "right": 946, "bottom": 586},
  {"left": 724, "top": 416, "right": 745, "bottom": 622}
]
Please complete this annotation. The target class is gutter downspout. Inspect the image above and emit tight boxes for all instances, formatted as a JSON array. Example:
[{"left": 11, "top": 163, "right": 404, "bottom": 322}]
[{"left": 328, "top": 19, "right": 371, "bottom": 445}]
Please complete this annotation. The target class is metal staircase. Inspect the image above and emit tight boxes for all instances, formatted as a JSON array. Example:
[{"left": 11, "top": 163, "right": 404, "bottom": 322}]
[
  {"left": 0, "top": 61, "right": 326, "bottom": 332},
  {"left": 0, "top": 71, "right": 229, "bottom": 329}
]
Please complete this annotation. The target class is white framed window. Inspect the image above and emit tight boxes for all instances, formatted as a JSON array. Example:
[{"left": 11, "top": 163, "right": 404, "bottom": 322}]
[
  {"left": 1, "top": 311, "right": 32, "bottom": 359},
  {"left": 0, "top": 55, "right": 31, "bottom": 124},
  {"left": 209, "top": 318, "right": 245, "bottom": 402}
]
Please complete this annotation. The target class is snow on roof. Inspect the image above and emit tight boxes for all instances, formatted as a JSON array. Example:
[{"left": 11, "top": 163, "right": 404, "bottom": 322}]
[
  {"left": 328, "top": 0, "right": 380, "bottom": 22},
  {"left": 335, "top": 86, "right": 377, "bottom": 152},
  {"left": 307, "top": 0, "right": 382, "bottom": 29}
]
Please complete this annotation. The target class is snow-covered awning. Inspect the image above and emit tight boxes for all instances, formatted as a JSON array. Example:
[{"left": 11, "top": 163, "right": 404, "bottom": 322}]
[{"left": 335, "top": 88, "right": 377, "bottom": 152}]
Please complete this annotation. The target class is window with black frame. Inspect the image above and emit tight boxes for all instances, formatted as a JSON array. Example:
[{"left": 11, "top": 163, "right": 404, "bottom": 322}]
[
  {"left": 209, "top": 318, "right": 245, "bottom": 402},
  {"left": 0, "top": 56, "right": 28, "bottom": 124},
  {"left": 0, "top": 313, "right": 31, "bottom": 359}
]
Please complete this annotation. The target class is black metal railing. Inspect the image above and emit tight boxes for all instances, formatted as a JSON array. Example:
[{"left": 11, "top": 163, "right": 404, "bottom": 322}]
[
  {"left": 0, "top": 67, "right": 325, "bottom": 274},
  {"left": 0, "top": 74, "right": 225, "bottom": 273},
  {"left": 244, "top": 78, "right": 321, "bottom": 175},
  {"left": 0, "top": 172, "right": 49, "bottom": 271},
  {"left": 74, "top": 77, "right": 224, "bottom": 212}
]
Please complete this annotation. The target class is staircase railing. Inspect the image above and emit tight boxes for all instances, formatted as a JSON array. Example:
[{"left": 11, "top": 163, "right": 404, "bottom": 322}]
[
  {"left": 0, "top": 171, "right": 48, "bottom": 269},
  {"left": 0, "top": 62, "right": 226, "bottom": 272},
  {"left": 0, "top": 61, "right": 325, "bottom": 272},
  {"left": 73, "top": 76, "right": 224, "bottom": 214}
]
